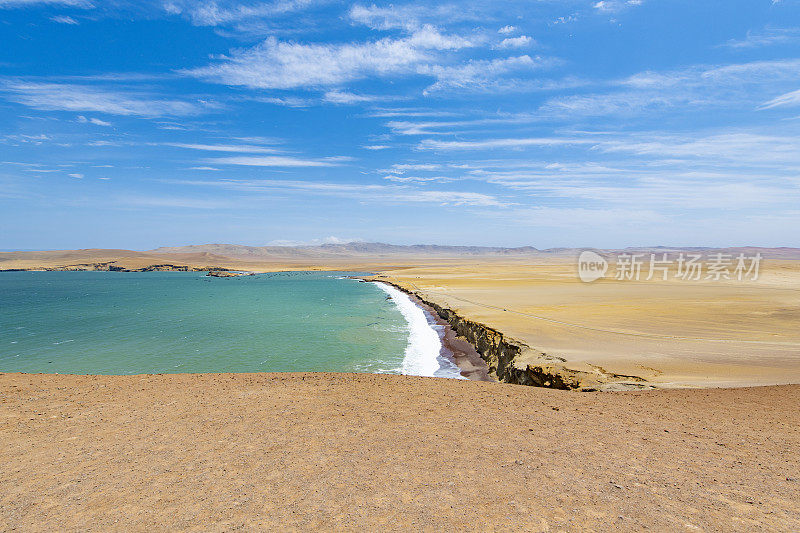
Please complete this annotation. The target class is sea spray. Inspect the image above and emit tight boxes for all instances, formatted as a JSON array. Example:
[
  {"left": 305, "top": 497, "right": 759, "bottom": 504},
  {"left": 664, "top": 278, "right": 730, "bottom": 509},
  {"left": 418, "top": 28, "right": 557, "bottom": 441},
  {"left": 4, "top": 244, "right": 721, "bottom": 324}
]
[{"left": 374, "top": 282, "right": 443, "bottom": 377}]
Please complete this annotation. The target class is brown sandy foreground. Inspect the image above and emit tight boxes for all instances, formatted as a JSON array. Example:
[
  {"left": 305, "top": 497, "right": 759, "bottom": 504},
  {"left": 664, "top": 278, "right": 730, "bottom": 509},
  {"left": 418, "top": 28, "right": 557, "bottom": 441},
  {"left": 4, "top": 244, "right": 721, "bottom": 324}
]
[{"left": 2, "top": 372, "right": 799, "bottom": 532}]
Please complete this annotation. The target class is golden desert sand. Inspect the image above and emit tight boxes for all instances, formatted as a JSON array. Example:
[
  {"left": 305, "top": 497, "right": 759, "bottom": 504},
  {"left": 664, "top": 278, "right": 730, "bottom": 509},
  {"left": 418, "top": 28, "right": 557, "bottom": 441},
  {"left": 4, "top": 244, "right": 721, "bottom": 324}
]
[{"left": 377, "top": 257, "right": 800, "bottom": 389}]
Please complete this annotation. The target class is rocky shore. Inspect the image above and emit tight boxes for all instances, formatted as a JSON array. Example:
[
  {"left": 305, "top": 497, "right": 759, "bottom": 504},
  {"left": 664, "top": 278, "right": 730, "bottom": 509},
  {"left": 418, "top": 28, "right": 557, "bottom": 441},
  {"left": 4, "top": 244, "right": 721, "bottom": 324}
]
[
  {"left": 206, "top": 270, "right": 255, "bottom": 277},
  {"left": 406, "top": 291, "right": 493, "bottom": 381},
  {"left": 0, "top": 262, "right": 232, "bottom": 273},
  {"left": 367, "top": 277, "right": 639, "bottom": 391}
]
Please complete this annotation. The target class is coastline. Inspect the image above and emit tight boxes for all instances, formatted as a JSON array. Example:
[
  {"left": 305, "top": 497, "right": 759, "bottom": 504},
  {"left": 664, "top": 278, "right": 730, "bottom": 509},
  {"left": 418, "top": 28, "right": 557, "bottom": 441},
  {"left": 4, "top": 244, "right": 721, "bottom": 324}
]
[
  {"left": 372, "top": 280, "right": 477, "bottom": 380},
  {"left": 5, "top": 261, "right": 798, "bottom": 390},
  {"left": 365, "top": 276, "right": 606, "bottom": 390},
  {"left": 404, "top": 290, "right": 493, "bottom": 381}
]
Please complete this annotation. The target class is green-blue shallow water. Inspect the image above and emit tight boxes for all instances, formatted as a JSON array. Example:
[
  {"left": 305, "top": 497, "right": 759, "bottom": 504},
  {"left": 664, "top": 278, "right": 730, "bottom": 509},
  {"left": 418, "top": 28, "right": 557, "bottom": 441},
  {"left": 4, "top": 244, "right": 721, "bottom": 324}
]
[{"left": 0, "top": 271, "right": 412, "bottom": 375}]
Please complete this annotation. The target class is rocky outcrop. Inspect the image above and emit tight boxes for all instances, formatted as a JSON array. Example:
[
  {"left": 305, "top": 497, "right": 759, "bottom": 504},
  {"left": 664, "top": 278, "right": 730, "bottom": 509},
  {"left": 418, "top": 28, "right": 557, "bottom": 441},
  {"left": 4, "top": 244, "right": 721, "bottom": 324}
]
[
  {"left": 370, "top": 279, "right": 611, "bottom": 391},
  {"left": 0, "top": 262, "right": 232, "bottom": 273},
  {"left": 206, "top": 270, "right": 255, "bottom": 277}
]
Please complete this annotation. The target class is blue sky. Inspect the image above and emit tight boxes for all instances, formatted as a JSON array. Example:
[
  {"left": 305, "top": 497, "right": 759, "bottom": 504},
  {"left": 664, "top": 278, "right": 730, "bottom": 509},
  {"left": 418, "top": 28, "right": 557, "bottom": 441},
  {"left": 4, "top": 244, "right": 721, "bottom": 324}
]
[{"left": 1, "top": 0, "right": 799, "bottom": 249}]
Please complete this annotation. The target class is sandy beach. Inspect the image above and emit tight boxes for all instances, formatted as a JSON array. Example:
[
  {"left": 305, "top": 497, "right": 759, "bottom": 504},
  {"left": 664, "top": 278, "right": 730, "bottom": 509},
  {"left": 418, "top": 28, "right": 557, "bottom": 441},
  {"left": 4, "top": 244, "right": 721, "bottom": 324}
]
[
  {"left": 399, "top": 284, "right": 493, "bottom": 381},
  {"left": 1, "top": 372, "right": 798, "bottom": 531}
]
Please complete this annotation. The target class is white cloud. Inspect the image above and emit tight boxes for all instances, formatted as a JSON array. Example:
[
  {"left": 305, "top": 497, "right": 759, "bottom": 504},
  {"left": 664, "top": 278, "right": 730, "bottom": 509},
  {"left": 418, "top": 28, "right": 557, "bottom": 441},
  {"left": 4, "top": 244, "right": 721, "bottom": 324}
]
[
  {"left": 388, "top": 163, "right": 442, "bottom": 173},
  {"left": 77, "top": 115, "right": 111, "bottom": 126},
  {"left": 597, "top": 132, "right": 800, "bottom": 165},
  {"left": 701, "top": 58, "right": 800, "bottom": 84},
  {"left": 383, "top": 175, "right": 452, "bottom": 183},
  {"left": 0, "top": 0, "right": 92, "bottom": 7},
  {"left": 541, "top": 59, "right": 800, "bottom": 118},
  {"left": 347, "top": 4, "right": 473, "bottom": 32},
  {"left": 386, "top": 113, "right": 536, "bottom": 135},
  {"left": 363, "top": 144, "right": 390, "bottom": 150},
  {"left": 50, "top": 15, "right": 79, "bottom": 24},
  {"left": 420, "top": 55, "right": 542, "bottom": 93},
  {"left": 2, "top": 81, "right": 211, "bottom": 117},
  {"left": 498, "top": 25, "right": 516, "bottom": 35},
  {"left": 206, "top": 155, "right": 350, "bottom": 167},
  {"left": 163, "top": 0, "right": 316, "bottom": 26},
  {"left": 323, "top": 90, "right": 390, "bottom": 104},
  {"left": 170, "top": 177, "right": 507, "bottom": 207},
  {"left": 185, "top": 26, "right": 476, "bottom": 90},
  {"left": 450, "top": 130, "right": 800, "bottom": 213},
  {"left": 406, "top": 24, "right": 474, "bottom": 49},
  {"left": 593, "top": 0, "right": 643, "bottom": 12},
  {"left": 541, "top": 91, "right": 694, "bottom": 117},
  {"left": 348, "top": 3, "right": 419, "bottom": 30},
  {"left": 418, "top": 137, "right": 589, "bottom": 150},
  {"left": 268, "top": 236, "right": 364, "bottom": 246},
  {"left": 497, "top": 35, "right": 533, "bottom": 49},
  {"left": 367, "top": 108, "right": 461, "bottom": 118},
  {"left": 187, "top": 36, "right": 423, "bottom": 89},
  {"left": 233, "top": 135, "right": 283, "bottom": 145},
  {"left": 68, "top": 173, "right": 83, "bottom": 178},
  {"left": 759, "top": 89, "right": 800, "bottom": 109},
  {"left": 722, "top": 28, "right": 800, "bottom": 49},
  {"left": 162, "top": 142, "right": 281, "bottom": 153},
  {"left": 253, "top": 95, "right": 313, "bottom": 107},
  {"left": 475, "top": 168, "right": 797, "bottom": 210},
  {"left": 551, "top": 14, "right": 578, "bottom": 25}
]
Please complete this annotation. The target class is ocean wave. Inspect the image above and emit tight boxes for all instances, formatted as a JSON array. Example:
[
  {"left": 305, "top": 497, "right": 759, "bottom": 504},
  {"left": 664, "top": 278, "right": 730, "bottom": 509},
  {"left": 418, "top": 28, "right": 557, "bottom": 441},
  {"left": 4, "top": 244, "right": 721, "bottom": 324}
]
[{"left": 374, "top": 282, "right": 442, "bottom": 377}]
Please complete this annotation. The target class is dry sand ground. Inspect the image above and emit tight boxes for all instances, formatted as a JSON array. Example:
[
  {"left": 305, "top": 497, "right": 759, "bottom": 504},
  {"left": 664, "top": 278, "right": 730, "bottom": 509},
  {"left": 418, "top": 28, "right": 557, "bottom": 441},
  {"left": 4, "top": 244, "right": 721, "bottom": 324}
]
[
  {"left": 378, "top": 258, "right": 800, "bottom": 388},
  {"left": 1, "top": 373, "right": 798, "bottom": 532}
]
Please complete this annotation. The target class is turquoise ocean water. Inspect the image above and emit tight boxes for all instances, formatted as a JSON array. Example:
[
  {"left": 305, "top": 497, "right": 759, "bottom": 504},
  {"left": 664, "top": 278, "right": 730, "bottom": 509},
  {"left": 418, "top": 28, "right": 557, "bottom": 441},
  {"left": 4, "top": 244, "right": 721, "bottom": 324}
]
[{"left": 0, "top": 271, "right": 425, "bottom": 375}]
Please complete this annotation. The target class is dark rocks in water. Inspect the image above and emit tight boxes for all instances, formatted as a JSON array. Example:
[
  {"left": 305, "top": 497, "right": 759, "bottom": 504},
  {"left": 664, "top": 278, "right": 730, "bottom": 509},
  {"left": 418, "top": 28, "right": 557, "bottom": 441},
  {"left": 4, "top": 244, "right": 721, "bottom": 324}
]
[
  {"left": 1, "top": 262, "right": 238, "bottom": 273},
  {"left": 206, "top": 270, "right": 254, "bottom": 278}
]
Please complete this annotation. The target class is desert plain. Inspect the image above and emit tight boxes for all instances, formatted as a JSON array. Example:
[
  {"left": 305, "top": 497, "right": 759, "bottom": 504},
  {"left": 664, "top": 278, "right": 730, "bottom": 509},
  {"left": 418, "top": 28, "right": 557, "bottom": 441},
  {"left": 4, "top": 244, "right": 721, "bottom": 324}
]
[{"left": 379, "top": 257, "right": 800, "bottom": 388}]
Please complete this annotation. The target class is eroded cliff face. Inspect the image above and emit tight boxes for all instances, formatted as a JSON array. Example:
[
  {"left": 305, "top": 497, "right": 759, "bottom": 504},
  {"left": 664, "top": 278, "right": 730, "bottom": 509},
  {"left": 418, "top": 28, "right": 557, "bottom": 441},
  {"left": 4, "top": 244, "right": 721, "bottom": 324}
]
[
  {"left": 372, "top": 279, "right": 605, "bottom": 391},
  {"left": 418, "top": 295, "right": 602, "bottom": 390}
]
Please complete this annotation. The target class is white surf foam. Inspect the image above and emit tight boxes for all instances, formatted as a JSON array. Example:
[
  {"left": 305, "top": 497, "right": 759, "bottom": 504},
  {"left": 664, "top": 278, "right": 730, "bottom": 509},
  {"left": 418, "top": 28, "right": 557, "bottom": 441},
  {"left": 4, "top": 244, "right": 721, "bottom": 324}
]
[{"left": 374, "top": 282, "right": 442, "bottom": 377}]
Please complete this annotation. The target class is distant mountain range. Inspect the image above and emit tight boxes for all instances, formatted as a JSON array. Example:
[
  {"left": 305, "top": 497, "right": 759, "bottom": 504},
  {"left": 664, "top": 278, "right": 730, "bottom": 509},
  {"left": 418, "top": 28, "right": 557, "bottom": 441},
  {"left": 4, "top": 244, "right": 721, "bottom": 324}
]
[
  {"left": 149, "top": 242, "right": 544, "bottom": 257},
  {"left": 2, "top": 243, "right": 799, "bottom": 272},
  {"left": 148, "top": 242, "right": 800, "bottom": 259}
]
